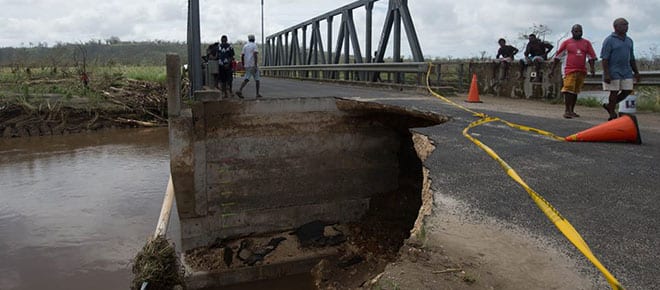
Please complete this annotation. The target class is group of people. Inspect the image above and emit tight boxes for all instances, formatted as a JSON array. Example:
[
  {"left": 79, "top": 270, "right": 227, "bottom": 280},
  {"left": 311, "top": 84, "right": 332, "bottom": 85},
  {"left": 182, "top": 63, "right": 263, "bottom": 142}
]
[
  {"left": 494, "top": 17, "right": 640, "bottom": 120},
  {"left": 494, "top": 34, "right": 553, "bottom": 81},
  {"left": 206, "top": 34, "right": 262, "bottom": 99},
  {"left": 207, "top": 19, "right": 639, "bottom": 120}
]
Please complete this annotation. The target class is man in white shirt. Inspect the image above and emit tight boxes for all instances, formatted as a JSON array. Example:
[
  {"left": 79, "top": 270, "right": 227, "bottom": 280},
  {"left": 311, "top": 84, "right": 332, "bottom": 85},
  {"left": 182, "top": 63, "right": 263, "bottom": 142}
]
[{"left": 236, "top": 34, "right": 262, "bottom": 98}]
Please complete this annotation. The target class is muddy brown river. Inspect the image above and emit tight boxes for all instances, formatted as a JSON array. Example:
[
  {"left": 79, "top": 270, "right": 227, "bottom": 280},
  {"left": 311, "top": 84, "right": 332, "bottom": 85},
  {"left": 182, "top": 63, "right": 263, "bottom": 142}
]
[{"left": 0, "top": 128, "right": 175, "bottom": 290}]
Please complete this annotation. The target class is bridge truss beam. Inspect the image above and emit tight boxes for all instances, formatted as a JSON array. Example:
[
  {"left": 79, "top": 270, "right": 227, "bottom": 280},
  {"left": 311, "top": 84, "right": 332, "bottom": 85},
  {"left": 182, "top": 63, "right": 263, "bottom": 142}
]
[{"left": 264, "top": 0, "right": 424, "bottom": 70}]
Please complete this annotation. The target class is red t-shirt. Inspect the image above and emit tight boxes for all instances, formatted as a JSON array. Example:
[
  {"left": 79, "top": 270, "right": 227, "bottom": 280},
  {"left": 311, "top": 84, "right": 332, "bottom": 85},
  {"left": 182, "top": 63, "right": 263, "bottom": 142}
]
[{"left": 554, "top": 38, "right": 597, "bottom": 75}]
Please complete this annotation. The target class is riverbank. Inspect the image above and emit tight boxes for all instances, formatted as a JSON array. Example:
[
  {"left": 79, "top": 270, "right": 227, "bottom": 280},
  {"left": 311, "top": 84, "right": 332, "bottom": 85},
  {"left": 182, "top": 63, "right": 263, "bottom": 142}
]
[{"left": 0, "top": 79, "right": 167, "bottom": 138}]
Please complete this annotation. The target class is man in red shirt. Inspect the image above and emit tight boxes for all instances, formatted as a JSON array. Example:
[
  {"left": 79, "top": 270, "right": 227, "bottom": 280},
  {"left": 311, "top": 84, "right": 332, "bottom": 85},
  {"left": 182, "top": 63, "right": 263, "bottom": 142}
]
[{"left": 550, "top": 24, "right": 597, "bottom": 118}]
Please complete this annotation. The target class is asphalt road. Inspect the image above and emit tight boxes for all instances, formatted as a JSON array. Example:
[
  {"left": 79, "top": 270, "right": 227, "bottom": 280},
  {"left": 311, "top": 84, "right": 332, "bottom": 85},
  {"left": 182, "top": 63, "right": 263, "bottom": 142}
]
[
  {"left": 234, "top": 77, "right": 659, "bottom": 290},
  {"left": 410, "top": 101, "right": 659, "bottom": 290}
]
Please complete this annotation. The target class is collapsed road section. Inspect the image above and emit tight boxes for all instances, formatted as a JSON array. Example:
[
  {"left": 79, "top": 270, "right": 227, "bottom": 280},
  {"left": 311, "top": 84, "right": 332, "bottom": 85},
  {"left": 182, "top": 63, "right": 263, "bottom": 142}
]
[{"left": 168, "top": 95, "right": 446, "bottom": 288}]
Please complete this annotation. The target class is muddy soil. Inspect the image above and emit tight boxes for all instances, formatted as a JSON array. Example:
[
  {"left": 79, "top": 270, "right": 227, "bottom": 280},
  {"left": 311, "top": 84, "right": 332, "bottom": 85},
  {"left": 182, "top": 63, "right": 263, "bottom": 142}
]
[{"left": 0, "top": 79, "right": 168, "bottom": 138}]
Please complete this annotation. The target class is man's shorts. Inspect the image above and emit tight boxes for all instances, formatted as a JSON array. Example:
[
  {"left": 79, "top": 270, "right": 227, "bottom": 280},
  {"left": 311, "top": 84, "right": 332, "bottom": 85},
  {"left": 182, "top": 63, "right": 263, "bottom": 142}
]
[
  {"left": 602, "top": 78, "right": 633, "bottom": 91},
  {"left": 561, "top": 71, "right": 586, "bottom": 94},
  {"left": 524, "top": 55, "right": 544, "bottom": 64},
  {"left": 496, "top": 57, "right": 513, "bottom": 63},
  {"left": 244, "top": 67, "right": 260, "bottom": 81}
]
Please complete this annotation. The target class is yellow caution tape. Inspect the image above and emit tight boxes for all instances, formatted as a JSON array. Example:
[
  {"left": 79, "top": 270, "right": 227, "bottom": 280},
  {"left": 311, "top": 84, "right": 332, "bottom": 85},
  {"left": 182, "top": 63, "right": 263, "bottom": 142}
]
[
  {"left": 498, "top": 119, "right": 565, "bottom": 141},
  {"left": 425, "top": 64, "right": 623, "bottom": 290}
]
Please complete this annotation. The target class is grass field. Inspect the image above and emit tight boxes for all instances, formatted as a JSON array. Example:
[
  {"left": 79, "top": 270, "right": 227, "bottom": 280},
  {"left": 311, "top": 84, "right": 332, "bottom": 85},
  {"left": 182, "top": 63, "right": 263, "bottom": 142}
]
[
  {"left": 96, "top": 65, "right": 166, "bottom": 83},
  {"left": 0, "top": 65, "right": 166, "bottom": 103}
]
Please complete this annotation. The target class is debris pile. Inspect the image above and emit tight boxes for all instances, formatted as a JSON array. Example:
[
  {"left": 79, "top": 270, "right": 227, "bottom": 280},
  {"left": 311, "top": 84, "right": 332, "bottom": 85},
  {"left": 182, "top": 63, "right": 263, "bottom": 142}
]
[
  {"left": 1, "top": 79, "right": 168, "bottom": 138},
  {"left": 131, "top": 235, "right": 185, "bottom": 290}
]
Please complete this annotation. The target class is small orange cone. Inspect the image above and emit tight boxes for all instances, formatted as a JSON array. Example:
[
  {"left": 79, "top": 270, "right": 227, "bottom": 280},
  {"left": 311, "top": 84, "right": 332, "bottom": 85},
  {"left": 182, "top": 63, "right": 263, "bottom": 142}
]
[
  {"left": 465, "top": 73, "right": 482, "bottom": 103},
  {"left": 565, "top": 114, "right": 642, "bottom": 144}
]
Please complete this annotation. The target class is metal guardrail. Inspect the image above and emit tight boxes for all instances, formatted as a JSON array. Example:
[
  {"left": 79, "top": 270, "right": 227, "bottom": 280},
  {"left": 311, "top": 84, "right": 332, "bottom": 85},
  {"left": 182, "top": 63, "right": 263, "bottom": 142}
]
[
  {"left": 261, "top": 62, "right": 432, "bottom": 85},
  {"left": 261, "top": 62, "right": 429, "bottom": 73},
  {"left": 585, "top": 71, "right": 660, "bottom": 86},
  {"left": 262, "top": 63, "right": 660, "bottom": 88}
]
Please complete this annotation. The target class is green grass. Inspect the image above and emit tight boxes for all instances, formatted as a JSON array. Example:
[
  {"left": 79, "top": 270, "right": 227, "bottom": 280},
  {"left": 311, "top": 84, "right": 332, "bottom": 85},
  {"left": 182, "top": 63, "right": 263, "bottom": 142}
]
[
  {"left": 96, "top": 65, "right": 166, "bottom": 83},
  {"left": 0, "top": 65, "right": 165, "bottom": 110},
  {"left": 1, "top": 65, "right": 165, "bottom": 92},
  {"left": 558, "top": 89, "right": 659, "bottom": 113},
  {"left": 636, "top": 87, "right": 660, "bottom": 112},
  {"left": 576, "top": 97, "right": 603, "bottom": 107}
]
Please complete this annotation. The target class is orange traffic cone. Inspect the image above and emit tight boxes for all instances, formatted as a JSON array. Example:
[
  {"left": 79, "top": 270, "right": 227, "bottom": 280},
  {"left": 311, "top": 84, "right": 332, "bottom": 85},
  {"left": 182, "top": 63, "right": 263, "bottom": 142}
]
[
  {"left": 465, "top": 73, "right": 482, "bottom": 103},
  {"left": 565, "top": 114, "right": 642, "bottom": 144}
]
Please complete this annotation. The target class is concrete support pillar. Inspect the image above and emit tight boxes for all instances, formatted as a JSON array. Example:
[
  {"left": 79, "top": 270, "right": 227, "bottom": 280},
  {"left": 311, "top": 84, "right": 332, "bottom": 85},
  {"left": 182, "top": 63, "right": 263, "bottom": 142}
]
[{"left": 167, "top": 54, "right": 181, "bottom": 117}]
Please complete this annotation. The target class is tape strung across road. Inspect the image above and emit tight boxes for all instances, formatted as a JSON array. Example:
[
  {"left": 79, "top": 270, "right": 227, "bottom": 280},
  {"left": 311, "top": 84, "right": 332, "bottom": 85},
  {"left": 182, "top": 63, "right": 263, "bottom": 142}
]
[{"left": 424, "top": 65, "right": 623, "bottom": 290}]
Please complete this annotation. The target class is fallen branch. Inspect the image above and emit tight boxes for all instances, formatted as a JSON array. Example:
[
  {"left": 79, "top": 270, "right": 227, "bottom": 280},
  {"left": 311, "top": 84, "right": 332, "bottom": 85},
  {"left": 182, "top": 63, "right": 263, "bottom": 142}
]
[
  {"left": 86, "top": 112, "right": 100, "bottom": 129},
  {"left": 107, "top": 97, "right": 130, "bottom": 109},
  {"left": 115, "top": 117, "right": 159, "bottom": 127},
  {"left": 142, "top": 108, "right": 167, "bottom": 122},
  {"left": 109, "top": 86, "right": 129, "bottom": 94},
  {"left": 432, "top": 268, "right": 463, "bottom": 274},
  {"left": 24, "top": 79, "right": 71, "bottom": 85}
]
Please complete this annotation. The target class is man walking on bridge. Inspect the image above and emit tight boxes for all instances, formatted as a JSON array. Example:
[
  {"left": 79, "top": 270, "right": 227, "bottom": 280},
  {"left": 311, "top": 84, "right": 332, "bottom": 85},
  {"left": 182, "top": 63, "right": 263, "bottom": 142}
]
[
  {"left": 236, "top": 34, "right": 262, "bottom": 98},
  {"left": 550, "top": 24, "right": 596, "bottom": 119},
  {"left": 601, "top": 17, "right": 640, "bottom": 120}
]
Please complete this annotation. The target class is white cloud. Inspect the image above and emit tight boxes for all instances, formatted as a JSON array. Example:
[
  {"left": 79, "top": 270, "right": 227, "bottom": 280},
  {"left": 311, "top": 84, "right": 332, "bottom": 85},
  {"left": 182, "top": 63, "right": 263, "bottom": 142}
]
[{"left": 0, "top": 0, "right": 658, "bottom": 59}]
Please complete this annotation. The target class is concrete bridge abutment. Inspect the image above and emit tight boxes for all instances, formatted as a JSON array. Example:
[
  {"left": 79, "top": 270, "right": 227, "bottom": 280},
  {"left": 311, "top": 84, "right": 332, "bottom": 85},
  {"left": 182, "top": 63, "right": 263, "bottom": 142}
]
[{"left": 168, "top": 90, "right": 445, "bottom": 286}]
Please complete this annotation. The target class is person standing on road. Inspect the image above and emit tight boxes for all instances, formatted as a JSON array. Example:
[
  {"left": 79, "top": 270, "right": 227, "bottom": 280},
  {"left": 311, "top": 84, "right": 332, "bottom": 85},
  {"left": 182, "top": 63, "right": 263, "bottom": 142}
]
[
  {"left": 494, "top": 38, "right": 519, "bottom": 80},
  {"left": 236, "top": 34, "right": 262, "bottom": 98},
  {"left": 205, "top": 42, "right": 220, "bottom": 89},
  {"left": 601, "top": 17, "right": 641, "bottom": 121},
  {"left": 218, "top": 35, "right": 235, "bottom": 98},
  {"left": 550, "top": 24, "right": 597, "bottom": 119}
]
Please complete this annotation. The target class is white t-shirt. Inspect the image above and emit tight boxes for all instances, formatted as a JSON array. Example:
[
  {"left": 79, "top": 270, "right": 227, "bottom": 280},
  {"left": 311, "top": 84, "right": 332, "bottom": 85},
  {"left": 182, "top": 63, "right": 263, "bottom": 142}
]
[{"left": 242, "top": 42, "right": 258, "bottom": 68}]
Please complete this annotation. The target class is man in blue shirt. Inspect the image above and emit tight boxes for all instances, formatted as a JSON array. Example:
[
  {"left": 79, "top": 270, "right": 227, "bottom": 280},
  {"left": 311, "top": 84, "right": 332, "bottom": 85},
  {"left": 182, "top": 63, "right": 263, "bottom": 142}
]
[{"left": 601, "top": 18, "right": 641, "bottom": 120}]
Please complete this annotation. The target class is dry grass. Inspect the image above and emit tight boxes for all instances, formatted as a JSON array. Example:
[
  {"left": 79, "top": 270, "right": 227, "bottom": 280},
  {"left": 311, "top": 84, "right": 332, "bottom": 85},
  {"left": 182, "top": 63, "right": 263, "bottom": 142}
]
[{"left": 131, "top": 236, "right": 185, "bottom": 290}]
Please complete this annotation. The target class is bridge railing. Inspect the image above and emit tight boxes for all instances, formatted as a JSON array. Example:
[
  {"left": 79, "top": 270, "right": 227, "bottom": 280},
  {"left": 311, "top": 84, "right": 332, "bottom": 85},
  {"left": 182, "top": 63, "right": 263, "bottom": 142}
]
[
  {"left": 262, "top": 61, "right": 659, "bottom": 93},
  {"left": 261, "top": 62, "right": 427, "bottom": 86},
  {"left": 261, "top": 62, "right": 474, "bottom": 89},
  {"left": 584, "top": 71, "right": 660, "bottom": 86}
]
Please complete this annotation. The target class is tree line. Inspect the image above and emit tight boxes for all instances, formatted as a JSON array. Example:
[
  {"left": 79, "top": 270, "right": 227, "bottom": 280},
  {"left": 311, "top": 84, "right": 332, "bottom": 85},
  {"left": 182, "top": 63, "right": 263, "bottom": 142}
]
[
  {"left": 2, "top": 35, "right": 657, "bottom": 71},
  {"left": 0, "top": 40, "right": 190, "bottom": 68}
]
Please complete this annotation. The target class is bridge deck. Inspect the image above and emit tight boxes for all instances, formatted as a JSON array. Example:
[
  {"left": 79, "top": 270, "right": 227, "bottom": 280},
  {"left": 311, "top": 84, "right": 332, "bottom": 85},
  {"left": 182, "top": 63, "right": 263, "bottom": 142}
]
[{"left": 172, "top": 75, "right": 660, "bottom": 290}]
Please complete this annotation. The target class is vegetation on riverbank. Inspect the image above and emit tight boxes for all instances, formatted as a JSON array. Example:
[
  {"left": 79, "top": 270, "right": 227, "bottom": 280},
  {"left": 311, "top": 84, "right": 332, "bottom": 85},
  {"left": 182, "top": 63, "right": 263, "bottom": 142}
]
[
  {"left": 1, "top": 39, "right": 658, "bottom": 138},
  {"left": 574, "top": 87, "right": 660, "bottom": 112},
  {"left": 0, "top": 65, "right": 168, "bottom": 138}
]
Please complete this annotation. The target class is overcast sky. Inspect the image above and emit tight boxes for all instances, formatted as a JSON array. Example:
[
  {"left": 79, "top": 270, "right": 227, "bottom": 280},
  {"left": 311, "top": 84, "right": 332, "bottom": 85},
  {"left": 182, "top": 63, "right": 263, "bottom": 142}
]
[{"left": 1, "top": 0, "right": 658, "bottom": 59}]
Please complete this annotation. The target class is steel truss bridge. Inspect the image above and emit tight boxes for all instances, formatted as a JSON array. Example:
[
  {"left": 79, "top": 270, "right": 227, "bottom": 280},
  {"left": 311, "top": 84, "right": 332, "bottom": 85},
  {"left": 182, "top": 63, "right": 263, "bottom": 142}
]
[
  {"left": 185, "top": 0, "right": 660, "bottom": 97},
  {"left": 186, "top": 0, "right": 428, "bottom": 92}
]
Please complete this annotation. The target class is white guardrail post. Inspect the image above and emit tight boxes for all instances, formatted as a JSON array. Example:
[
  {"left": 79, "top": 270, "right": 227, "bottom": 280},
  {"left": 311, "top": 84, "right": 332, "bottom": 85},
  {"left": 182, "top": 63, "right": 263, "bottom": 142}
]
[{"left": 154, "top": 175, "right": 175, "bottom": 238}]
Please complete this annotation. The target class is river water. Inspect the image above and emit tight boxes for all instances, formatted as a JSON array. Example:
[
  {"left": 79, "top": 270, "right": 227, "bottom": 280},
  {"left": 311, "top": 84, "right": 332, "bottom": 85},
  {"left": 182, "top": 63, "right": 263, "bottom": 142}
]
[{"left": 0, "top": 128, "right": 174, "bottom": 290}]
